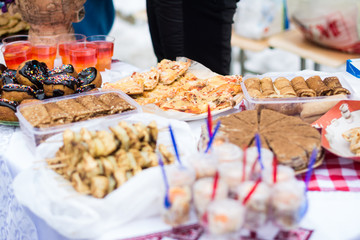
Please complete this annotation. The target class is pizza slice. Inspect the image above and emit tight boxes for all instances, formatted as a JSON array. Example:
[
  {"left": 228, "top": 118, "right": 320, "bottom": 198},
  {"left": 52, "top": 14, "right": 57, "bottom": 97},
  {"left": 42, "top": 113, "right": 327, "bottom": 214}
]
[
  {"left": 133, "top": 67, "right": 159, "bottom": 91},
  {"left": 102, "top": 73, "right": 144, "bottom": 95},
  {"left": 157, "top": 59, "right": 191, "bottom": 85}
]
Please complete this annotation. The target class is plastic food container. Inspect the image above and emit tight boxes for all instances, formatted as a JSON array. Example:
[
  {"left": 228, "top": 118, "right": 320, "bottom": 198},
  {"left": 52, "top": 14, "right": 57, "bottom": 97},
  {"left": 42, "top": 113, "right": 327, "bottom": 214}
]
[
  {"left": 241, "top": 71, "right": 355, "bottom": 123},
  {"left": 16, "top": 90, "right": 141, "bottom": 152}
]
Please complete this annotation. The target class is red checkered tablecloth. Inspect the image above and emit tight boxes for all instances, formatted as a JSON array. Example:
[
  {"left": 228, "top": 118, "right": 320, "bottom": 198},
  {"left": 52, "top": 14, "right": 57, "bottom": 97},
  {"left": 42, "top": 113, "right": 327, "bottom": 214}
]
[{"left": 297, "top": 150, "right": 360, "bottom": 192}]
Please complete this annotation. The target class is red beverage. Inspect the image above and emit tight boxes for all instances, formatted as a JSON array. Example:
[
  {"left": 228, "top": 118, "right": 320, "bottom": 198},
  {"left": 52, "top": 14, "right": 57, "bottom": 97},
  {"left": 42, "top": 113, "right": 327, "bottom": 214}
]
[
  {"left": 69, "top": 43, "right": 97, "bottom": 72},
  {"left": 92, "top": 40, "right": 114, "bottom": 71},
  {"left": 2, "top": 41, "right": 32, "bottom": 69},
  {"left": 31, "top": 45, "right": 57, "bottom": 69}
]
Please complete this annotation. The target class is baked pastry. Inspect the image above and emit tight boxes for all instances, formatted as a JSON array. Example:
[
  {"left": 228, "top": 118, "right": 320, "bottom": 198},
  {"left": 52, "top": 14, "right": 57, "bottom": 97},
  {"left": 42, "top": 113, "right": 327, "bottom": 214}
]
[
  {"left": 49, "top": 64, "right": 78, "bottom": 78},
  {"left": 102, "top": 74, "right": 144, "bottom": 95},
  {"left": 273, "top": 77, "right": 296, "bottom": 97},
  {"left": 342, "top": 127, "right": 360, "bottom": 156},
  {"left": 19, "top": 102, "right": 51, "bottom": 127},
  {"left": 306, "top": 75, "right": 331, "bottom": 96},
  {"left": 16, "top": 60, "right": 48, "bottom": 90},
  {"left": 75, "top": 84, "right": 97, "bottom": 93},
  {"left": 323, "top": 76, "right": 350, "bottom": 95},
  {"left": 203, "top": 109, "right": 322, "bottom": 171},
  {"left": 43, "top": 74, "right": 78, "bottom": 97},
  {"left": 1, "top": 83, "right": 36, "bottom": 102},
  {"left": 260, "top": 77, "right": 276, "bottom": 97},
  {"left": 244, "top": 77, "right": 262, "bottom": 98},
  {"left": 75, "top": 95, "right": 110, "bottom": 117},
  {"left": 290, "top": 76, "right": 316, "bottom": 97},
  {"left": 77, "top": 67, "right": 102, "bottom": 88},
  {"left": 0, "top": 98, "right": 18, "bottom": 121},
  {"left": 44, "top": 102, "right": 71, "bottom": 126},
  {"left": 133, "top": 67, "right": 159, "bottom": 91},
  {"left": 0, "top": 63, "right": 7, "bottom": 73},
  {"left": 98, "top": 92, "right": 136, "bottom": 114},
  {"left": 157, "top": 59, "right": 190, "bottom": 85}
]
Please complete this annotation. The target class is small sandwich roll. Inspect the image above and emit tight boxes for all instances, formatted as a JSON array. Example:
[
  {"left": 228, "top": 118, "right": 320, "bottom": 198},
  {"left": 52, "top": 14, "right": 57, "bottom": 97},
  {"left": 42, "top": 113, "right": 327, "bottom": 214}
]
[
  {"left": 290, "top": 76, "right": 316, "bottom": 97},
  {"left": 244, "top": 77, "right": 261, "bottom": 98},
  {"left": 306, "top": 76, "right": 331, "bottom": 96},
  {"left": 323, "top": 76, "right": 350, "bottom": 95},
  {"left": 273, "top": 77, "right": 296, "bottom": 97},
  {"left": 260, "top": 77, "right": 276, "bottom": 97}
]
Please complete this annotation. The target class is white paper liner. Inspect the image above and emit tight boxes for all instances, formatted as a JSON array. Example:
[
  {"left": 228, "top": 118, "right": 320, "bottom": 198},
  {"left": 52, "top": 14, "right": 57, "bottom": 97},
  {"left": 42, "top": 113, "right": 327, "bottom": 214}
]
[{"left": 12, "top": 113, "right": 197, "bottom": 239}]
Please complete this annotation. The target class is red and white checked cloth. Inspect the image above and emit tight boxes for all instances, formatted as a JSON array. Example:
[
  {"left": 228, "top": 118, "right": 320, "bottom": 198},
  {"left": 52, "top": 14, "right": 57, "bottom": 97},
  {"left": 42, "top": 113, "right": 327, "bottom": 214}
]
[{"left": 297, "top": 150, "right": 360, "bottom": 192}]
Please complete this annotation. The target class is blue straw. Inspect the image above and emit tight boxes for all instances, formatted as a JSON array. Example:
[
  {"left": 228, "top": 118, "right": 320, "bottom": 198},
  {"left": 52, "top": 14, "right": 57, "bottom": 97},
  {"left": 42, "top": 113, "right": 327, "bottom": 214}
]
[
  {"left": 169, "top": 124, "right": 182, "bottom": 166},
  {"left": 255, "top": 133, "right": 264, "bottom": 170},
  {"left": 304, "top": 148, "right": 318, "bottom": 192},
  {"left": 158, "top": 154, "right": 171, "bottom": 209},
  {"left": 205, "top": 121, "right": 221, "bottom": 153}
]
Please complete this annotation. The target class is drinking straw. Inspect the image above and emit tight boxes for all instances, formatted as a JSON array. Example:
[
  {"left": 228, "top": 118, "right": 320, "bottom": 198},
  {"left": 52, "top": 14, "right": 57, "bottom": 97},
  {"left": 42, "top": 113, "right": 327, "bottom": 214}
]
[
  {"left": 242, "top": 178, "right": 262, "bottom": 205},
  {"left": 207, "top": 104, "right": 213, "bottom": 139},
  {"left": 273, "top": 156, "right": 278, "bottom": 184},
  {"left": 202, "top": 170, "right": 220, "bottom": 224},
  {"left": 158, "top": 154, "right": 171, "bottom": 209},
  {"left": 304, "top": 148, "right": 318, "bottom": 192},
  {"left": 169, "top": 124, "right": 182, "bottom": 166},
  {"left": 205, "top": 121, "right": 221, "bottom": 153},
  {"left": 241, "top": 146, "right": 247, "bottom": 182},
  {"left": 255, "top": 133, "right": 264, "bottom": 170}
]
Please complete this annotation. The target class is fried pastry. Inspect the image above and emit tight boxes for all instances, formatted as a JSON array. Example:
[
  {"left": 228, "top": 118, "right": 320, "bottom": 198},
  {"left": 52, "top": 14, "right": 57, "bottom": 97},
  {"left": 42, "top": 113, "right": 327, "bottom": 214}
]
[
  {"left": 244, "top": 77, "right": 262, "bottom": 98},
  {"left": 290, "top": 76, "right": 316, "bottom": 97},
  {"left": 323, "top": 76, "right": 350, "bottom": 95},
  {"left": 260, "top": 77, "right": 276, "bottom": 97},
  {"left": 306, "top": 75, "right": 332, "bottom": 96},
  {"left": 273, "top": 77, "right": 296, "bottom": 97}
]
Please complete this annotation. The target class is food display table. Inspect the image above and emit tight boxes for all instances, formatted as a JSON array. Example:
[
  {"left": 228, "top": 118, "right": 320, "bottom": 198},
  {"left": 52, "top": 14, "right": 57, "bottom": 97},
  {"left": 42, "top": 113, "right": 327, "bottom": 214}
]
[{"left": 1, "top": 61, "right": 360, "bottom": 240}]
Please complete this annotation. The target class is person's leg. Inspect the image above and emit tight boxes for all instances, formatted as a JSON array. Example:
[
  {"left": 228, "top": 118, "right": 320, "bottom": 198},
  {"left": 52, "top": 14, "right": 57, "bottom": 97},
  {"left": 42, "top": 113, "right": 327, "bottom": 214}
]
[
  {"left": 183, "top": 0, "right": 238, "bottom": 75},
  {"left": 146, "top": 0, "right": 184, "bottom": 62}
]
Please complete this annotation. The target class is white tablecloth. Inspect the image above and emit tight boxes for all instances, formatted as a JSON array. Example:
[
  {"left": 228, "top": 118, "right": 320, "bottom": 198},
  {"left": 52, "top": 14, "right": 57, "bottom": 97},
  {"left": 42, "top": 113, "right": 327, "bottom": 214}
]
[{"left": 2, "top": 63, "right": 360, "bottom": 240}]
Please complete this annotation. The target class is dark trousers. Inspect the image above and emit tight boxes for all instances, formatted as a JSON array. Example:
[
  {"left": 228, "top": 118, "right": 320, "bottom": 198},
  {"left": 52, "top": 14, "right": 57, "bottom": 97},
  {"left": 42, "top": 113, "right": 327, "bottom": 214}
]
[{"left": 146, "top": 0, "right": 238, "bottom": 75}]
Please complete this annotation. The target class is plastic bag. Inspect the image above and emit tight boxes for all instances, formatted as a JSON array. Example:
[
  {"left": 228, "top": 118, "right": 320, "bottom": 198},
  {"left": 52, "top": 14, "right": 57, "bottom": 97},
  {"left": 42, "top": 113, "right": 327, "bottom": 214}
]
[
  {"left": 292, "top": 0, "right": 360, "bottom": 54},
  {"left": 233, "top": 0, "right": 289, "bottom": 40}
]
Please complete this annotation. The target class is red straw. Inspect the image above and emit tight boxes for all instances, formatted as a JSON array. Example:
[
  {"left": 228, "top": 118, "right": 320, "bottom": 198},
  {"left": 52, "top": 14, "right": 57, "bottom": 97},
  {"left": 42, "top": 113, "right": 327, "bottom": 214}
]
[
  {"left": 242, "top": 178, "right": 262, "bottom": 205},
  {"left": 273, "top": 156, "right": 277, "bottom": 184},
  {"left": 211, "top": 171, "right": 219, "bottom": 200},
  {"left": 241, "top": 146, "right": 247, "bottom": 182},
  {"left": 207, "top": 105, "right": 213, "bottom": 138},
  {"left": 250, "top": 157, "right": 258, "bottom": 177}
]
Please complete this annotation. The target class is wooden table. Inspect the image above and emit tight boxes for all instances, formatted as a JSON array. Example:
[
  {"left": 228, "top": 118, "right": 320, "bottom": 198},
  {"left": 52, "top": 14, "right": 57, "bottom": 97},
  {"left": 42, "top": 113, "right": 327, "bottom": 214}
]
[
  {"left": 231, "top": 31, "right": 270, "bottom": 75},
  {"left": 268, "top": 27, "right": 360, "bottom": 70}
]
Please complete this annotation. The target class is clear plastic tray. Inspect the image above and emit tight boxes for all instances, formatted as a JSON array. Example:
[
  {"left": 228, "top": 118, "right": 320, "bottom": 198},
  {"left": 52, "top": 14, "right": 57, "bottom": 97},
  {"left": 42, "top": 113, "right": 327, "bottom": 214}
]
[
  {"left": 15, "top": 90, "right": 142, "bottom": 152},
  {"left": 241, "top": 71, "right": 356, "bottom": 123}
]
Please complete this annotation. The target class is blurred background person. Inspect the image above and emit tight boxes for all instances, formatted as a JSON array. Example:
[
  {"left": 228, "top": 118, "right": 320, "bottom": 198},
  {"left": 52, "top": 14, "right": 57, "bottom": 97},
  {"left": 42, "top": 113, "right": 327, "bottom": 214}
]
[{"left": 146, "top": 0, "right": 239, "bottom": 75}]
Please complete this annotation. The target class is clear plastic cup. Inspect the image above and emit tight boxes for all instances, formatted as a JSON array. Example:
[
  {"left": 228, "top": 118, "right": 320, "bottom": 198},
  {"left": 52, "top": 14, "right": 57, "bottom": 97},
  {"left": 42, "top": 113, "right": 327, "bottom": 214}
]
[
  {"left": 246, "top": 147, "right": 274, "bottom": 179},
  {"left": 1, "top": 35, "right": 31, "bottom": 69},
  {"left": 199, "top": 130, "right": 229, "bottom": 152},
  {"left": 213, "top": 143, "right": 243, "bottom": 163},
  {"left": 57, "top": 33, "right": 86, "bottom": 65},
  {"left": 188, "top": 151, "right": 218, "bottom": 179},
  {"left": 218, "top": 162, "right": 248, "bottom": 192},
  {"left": 236, "top": 181, "right": 271, "bottom": 231},
  {"left": 167, "top": 165, "right": 196, "bottom": 187},
  {"left": 262, "top": 165, "right": 296, "bottom": 186},
  {"left": 193, "top": 177, "right": 229, "bottom": 218},
  {"left": 161, "top": 185, "right": 192, "bottom": 227},
  {"left": 206, "top": 198, "right": 245, "bottom": 237},
  {"left": 29, "top": 35, "right": 57, "bottom": 69},
  {"left": 69, "top": 42, "right": 97, "bottom": 73},
  {"left": 271, "top": 181, "right": 306, "bottom": 230},
  {"left": 86, "top": 35, "right": 115, "bottom": 71}
]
